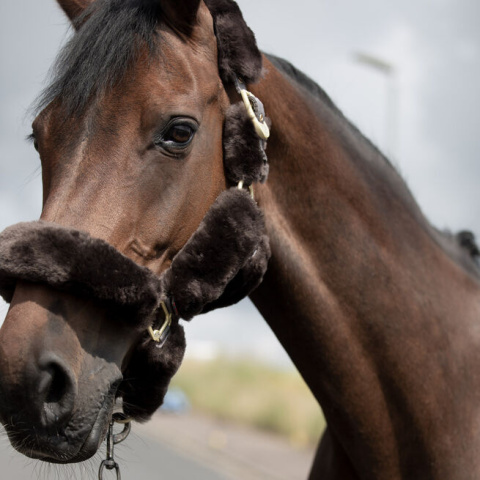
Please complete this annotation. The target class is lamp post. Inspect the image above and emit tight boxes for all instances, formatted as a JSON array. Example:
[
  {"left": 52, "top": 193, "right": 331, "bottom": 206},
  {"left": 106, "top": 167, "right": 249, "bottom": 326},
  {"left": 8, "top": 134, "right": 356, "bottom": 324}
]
[{"left": 354, "top": 52, "right": 398, "bottom": 159}]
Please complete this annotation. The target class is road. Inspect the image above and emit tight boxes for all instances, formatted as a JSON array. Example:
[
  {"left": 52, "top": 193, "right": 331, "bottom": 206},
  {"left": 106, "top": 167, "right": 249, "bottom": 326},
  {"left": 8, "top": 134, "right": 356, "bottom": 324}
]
[
  {"left": 0, "top": 412, "right": 315, "bottom": 479},
  {"left": 0, "top": 428, "right": 226, "bottom": 480}
]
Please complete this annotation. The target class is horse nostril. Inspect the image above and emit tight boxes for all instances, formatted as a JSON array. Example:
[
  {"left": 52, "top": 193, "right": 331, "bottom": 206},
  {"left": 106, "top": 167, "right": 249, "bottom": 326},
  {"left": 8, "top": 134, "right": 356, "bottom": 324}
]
[{"left": 38, "top": 355, "right": 77, "bottom": 426}]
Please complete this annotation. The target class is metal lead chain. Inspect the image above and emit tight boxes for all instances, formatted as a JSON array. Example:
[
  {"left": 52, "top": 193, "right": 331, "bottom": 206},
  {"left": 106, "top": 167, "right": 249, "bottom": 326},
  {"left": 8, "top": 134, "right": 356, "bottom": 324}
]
[{"left": 98, "top": 413, "right": 132, "bottom": 480}]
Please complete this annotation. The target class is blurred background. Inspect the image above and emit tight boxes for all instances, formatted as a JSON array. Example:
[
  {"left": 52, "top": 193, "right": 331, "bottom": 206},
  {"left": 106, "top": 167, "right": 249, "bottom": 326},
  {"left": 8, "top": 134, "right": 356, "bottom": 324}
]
[{"left": 0, "top": 0, "right": 479, "bottom": 478}]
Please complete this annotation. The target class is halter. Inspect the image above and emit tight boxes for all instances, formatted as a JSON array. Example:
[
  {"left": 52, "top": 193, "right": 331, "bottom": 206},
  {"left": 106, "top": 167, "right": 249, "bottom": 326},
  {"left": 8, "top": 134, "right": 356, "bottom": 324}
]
[{"left": 0, "top": 74, "right": 271, "bottom": 409}]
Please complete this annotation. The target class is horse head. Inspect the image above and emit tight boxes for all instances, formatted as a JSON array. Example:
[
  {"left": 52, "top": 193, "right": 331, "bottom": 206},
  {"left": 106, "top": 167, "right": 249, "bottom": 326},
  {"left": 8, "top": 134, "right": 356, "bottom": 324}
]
[{"left": 0, "top": 0, "right": 269, "bottom": 463}]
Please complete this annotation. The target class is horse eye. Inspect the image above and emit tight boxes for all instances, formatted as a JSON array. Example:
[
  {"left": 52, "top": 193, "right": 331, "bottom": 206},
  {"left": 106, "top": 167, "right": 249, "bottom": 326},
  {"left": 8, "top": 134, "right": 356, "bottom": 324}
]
[
  {"left": 154, "top": 119, "right": 198, "bottom": 155},
  {"left": 163, "top": 125, "right": 195, "bottom": 146}
]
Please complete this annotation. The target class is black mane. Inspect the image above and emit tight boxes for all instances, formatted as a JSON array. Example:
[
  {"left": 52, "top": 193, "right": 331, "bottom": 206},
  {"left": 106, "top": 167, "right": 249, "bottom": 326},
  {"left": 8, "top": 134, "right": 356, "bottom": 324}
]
[
  {"left": 266, "top": 54, "right": 338, "bottom": 111},
  {"left": 267, "top": 55, "right": 480, "bottom": 276},
  {"left": 36, "top": 0, "right": 160, "bottom": 117},
  {"left": 267, "top": 53, "right": 395, "bottom": 168}
]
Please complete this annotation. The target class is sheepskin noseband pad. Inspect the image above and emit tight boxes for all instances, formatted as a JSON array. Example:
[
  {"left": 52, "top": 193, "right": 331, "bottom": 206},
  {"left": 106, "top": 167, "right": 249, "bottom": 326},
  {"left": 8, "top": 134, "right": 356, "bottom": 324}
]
[
  {"left": 0, "top": 188, "right": 269, "bottom": 319},
  {"left": 0, "top": 220, "right": 163, "bottom": 325}
]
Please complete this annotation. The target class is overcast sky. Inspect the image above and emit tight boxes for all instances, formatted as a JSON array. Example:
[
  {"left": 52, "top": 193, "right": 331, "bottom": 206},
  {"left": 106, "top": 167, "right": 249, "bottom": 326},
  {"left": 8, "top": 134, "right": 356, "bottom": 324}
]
[{"left": 0, "top": 0, "right": 479, "bottom": 367}]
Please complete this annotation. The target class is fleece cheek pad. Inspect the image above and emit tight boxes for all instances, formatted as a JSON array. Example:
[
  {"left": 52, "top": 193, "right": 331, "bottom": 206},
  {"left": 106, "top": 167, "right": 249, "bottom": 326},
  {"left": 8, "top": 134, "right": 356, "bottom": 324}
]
[{"left": 164, "top": 188, "right": 270, "bottom": 320}]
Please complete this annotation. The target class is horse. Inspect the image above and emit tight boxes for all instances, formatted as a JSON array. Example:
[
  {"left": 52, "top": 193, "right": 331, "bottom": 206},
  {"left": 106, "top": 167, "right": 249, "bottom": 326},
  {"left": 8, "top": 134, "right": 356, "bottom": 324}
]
[{"left": 1, "top": 0, "right": 480, "bottom": 478}]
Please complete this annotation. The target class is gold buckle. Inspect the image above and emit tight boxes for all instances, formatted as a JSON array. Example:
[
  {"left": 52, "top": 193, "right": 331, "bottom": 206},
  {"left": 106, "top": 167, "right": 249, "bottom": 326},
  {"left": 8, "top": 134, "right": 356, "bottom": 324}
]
[
  {"left": 148, "top": 301, "right": 172, "bottom": 343},
  {"left": 236, "top": 79, "right": 270, "bottom": 141}
]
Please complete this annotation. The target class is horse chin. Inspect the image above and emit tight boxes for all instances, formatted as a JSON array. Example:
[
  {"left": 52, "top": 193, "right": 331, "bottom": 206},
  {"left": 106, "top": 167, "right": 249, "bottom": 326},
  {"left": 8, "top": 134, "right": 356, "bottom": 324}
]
[
  {"left": 7, "top": 380, "right": 119, "bottom": 465},
  {"left": 26, "top": 404, "right": 111, "bottom": 463}
]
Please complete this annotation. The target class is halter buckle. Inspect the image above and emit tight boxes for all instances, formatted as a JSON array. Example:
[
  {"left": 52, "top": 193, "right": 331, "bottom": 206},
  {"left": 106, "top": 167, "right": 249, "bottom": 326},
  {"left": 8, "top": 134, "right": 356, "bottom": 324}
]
[{"left": 234, "top": 77, "right": 270, "bottom": 141}]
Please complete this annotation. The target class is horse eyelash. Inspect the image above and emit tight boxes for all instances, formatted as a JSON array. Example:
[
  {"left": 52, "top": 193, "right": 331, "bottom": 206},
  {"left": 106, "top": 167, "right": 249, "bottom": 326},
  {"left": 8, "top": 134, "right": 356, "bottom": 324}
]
[{"left": 26, "top": 133, "right": 40, "bottom": 154}]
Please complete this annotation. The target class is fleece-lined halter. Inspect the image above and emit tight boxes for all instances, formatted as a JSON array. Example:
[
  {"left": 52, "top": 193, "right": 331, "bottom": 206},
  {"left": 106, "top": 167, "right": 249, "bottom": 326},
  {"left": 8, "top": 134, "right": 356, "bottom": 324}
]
[
  {"left": 0, "top": 0, "right": 270, "bottom": 421},
  {"left": 0, "top": 88, "right": 271, "bottom": 419}
]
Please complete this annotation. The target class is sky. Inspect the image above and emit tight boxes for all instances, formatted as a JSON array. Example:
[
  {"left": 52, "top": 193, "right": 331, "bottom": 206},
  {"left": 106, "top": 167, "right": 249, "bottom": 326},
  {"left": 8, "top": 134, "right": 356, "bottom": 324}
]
[{"left": 0, "top": 0, "right": 479, "bottom": 368}]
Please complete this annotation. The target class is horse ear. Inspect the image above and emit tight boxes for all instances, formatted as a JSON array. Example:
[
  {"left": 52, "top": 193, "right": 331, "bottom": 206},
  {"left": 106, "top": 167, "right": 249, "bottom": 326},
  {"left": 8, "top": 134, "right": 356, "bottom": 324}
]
[
  {"left": 158, "top": 0, "right": 202, "bottom": 36},
  {"left": 56, "top": 0, "right": 95, "bottom": 25}
]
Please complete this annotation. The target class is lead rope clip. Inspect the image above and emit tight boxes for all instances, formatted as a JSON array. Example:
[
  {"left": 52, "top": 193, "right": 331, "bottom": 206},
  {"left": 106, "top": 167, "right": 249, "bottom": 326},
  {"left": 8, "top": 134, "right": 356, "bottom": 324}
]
[{"left": 98, "top": 413, "right": 132, "bottom": 480}]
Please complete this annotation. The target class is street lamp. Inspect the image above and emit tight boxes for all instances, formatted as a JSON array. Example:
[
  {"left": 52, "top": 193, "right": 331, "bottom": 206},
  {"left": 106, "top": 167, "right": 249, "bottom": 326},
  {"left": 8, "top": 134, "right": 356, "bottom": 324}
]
[{"left": 354, "top": 52, "right": 398, "bottom": 159}]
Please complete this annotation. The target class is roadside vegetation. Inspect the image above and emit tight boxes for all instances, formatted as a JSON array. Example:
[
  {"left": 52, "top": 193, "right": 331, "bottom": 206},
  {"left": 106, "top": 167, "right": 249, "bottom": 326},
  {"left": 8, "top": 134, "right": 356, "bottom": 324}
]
[{"left": 171, "top": 357, "right": 326, "bottom": 447}]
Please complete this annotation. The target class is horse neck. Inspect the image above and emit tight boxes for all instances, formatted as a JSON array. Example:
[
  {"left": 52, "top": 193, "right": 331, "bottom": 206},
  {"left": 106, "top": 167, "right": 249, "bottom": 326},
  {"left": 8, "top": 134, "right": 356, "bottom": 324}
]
[
  {"left": 249, "top": 56, "right": 480, "bottom": 473},
  {"left": 250, "top": 55, "right": 435, "bottom": 379}
]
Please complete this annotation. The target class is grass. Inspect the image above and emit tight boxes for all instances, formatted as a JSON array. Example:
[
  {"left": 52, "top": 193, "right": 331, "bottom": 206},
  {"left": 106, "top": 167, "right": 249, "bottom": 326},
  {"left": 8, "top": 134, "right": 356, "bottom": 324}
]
[{"left": 170, "top": 357, "right": 326, "bottom": 447}]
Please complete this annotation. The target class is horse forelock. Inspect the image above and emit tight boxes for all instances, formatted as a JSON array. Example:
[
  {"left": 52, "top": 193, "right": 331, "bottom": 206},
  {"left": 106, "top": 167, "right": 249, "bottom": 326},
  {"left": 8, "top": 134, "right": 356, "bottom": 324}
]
[{"left": 35, "top": 0, "right": 161, "bottom": 118}]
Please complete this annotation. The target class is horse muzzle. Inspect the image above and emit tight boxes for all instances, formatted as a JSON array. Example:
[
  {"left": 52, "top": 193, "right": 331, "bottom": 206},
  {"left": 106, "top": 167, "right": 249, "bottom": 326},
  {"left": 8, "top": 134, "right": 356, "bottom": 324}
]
[
  {"left": 0, "top": 284, "right": 125, "bottom": 463},
  {"left": 0, "top": 347, "right": 122, "bottom": 463}
]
